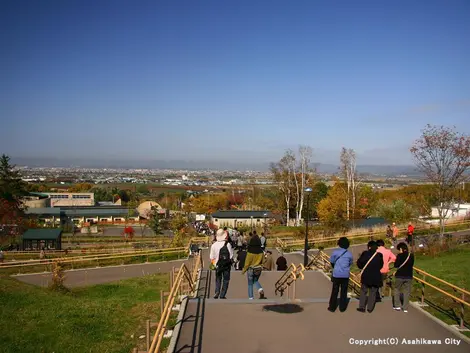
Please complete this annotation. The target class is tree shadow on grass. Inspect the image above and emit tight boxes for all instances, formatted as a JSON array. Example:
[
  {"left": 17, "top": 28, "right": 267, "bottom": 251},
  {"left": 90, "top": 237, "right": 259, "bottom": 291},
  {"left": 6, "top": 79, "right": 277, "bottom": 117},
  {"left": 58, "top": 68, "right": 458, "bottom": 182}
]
[{"left": 262, "top": 304, "right": 304, "bottom": 314}]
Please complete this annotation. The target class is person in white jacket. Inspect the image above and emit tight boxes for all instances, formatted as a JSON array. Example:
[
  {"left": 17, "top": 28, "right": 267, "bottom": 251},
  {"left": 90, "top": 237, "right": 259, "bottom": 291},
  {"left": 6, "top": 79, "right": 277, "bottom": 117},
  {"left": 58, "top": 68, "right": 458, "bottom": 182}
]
[{"left": 210, "top": 229, "right": 234, "bottom": 299}]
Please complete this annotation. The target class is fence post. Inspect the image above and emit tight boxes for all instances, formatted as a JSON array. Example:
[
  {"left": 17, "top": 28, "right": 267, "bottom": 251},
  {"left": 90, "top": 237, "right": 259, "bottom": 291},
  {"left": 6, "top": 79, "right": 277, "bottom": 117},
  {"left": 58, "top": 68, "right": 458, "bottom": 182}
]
[
  {"left": 146, "top": 319, "right": 151, "bottom": 351},
  {"left": 421, "top": 276, "right": 425, "bottom": 305},
  {"left": 460, "top": 293, "right": 465, "bottom": 330}
]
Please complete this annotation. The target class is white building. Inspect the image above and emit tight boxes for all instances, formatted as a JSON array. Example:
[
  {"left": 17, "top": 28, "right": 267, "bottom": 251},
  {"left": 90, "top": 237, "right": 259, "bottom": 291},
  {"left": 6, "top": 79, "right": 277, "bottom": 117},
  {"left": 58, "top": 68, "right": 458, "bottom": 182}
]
[
  {"left": 44, "top": 193, "right": 95, "bottom": 207},
  {"left": 431, "top": 203, "right": 470, "bottom": 220}
]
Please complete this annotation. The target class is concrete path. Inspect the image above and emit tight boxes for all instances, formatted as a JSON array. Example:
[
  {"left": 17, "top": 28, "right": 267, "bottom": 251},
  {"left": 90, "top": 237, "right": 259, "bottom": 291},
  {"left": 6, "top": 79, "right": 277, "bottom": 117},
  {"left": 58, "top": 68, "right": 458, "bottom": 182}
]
[
  {"left": 173, "top": 268, "right": 470, "bottom": 353},
  {"left": 12, "top": 259, "right": 187, "bottom": 288}
]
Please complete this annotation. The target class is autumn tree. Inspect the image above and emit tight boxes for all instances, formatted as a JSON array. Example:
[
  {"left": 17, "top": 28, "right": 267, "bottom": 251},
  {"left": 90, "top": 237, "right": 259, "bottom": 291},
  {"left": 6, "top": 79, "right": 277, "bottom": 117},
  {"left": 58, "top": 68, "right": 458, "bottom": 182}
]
[
  {"left": 270, "top": 151, "right": 294, "bottom": 225},
  {"left": 375, "top": 199, "right": 419, "bottom": 224},
  {"left": 410, "top": 125, "right": 470, "bottom": 235},
  {"left": 271, "top": 146, "right": 314, "bottom": 226},
  {"left": 68, "top": 183, "right": 93, "bottom": 192},
  {"left": 302, "top": 182, "right": 329, "bottom": 220},
  {"left": 147, "top": 207, "right": 163, "bottom": 235},
  {"left": 0, "top": 155, "right": 27, "bottom": 245},
  {"left": 317, "top": 183, "right": 348, "bottom": 229}
]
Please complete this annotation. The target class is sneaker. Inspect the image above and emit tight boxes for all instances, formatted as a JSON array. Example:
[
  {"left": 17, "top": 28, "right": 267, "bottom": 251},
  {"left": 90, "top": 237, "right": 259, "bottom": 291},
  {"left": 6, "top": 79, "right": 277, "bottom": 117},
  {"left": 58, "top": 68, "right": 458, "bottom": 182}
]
[
  {"left": 367, "top": 309, "right": 373, "bottom": 313},
  {"left": 259, "top": 290, "right": 267, "bottom": 300},
  {"left": 403, "top": 310, "right": 408, "bottom": 313},
  {"left": 393, "top": 307, "right": 401, "bottom": 311},
  {"left": 327, "top": 307, "right": 335, "bottom": 313},
  {"left": 249, "top": 297, "right": 254, "bottom": 300},
  {"left": 357, "top": 308, "right": 366, "bottom": 313},
  {"left": 220, "top": 297, "right": 227, "bottom": 300},
  {"left": 213, "top": 295, "right": 219, "bottom": 299}
]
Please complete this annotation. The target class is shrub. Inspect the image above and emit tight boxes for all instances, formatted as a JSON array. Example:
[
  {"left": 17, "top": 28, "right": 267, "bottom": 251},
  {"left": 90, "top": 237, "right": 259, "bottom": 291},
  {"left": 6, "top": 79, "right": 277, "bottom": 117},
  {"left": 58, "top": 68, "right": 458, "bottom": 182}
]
[{"left": 49, "top": 262, "right": 69, "bottom": 293}]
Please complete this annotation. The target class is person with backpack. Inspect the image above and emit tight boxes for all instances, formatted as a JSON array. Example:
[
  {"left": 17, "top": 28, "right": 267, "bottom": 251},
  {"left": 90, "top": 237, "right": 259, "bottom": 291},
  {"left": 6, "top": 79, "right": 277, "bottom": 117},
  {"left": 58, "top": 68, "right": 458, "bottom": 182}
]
[
  {"left": 210, "top": 229, "right": 234, "bottom": 299},
  {"left": 276, "top": 252, "right": 288, "bottom": 271},
  {"left": 242, "top": 233, "right": 267, "bottom": 300},
  {"left": 393, "top": 242, "right": 414, "bottom": 313},
  {"left": 260, "top": 232, "right": 267, "bottom": 252},
  {"left": 356, "top": 241, "right": 384, "bottom": 313},
  {"left": 328, "top": 237, "right": 353, "bottom": 312}
]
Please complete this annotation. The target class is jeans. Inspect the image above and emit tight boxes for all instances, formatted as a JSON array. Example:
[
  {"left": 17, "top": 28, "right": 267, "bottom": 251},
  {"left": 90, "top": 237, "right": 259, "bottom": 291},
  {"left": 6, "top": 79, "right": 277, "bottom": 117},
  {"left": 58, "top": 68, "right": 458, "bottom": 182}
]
[
  {"left": 358, "top": 284, "right": 378, "bottom": 312},
  {"left": 247, "top": 268, "right": 263, "bottom": 299},
  {"left": 214, "top": 268, "right": 231, "bottom": 298},
  {"left": 328, "top": 277, "right": 349, "bottom": 311},
  {"left": 394, "top": 278, "right": 412, "bottom": 310}
]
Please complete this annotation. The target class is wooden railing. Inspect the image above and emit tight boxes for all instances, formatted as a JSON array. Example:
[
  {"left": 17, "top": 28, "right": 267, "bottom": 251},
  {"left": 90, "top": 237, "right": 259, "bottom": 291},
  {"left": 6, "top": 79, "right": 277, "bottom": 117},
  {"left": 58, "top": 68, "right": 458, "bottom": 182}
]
[
  {"left": 140, "top": 254, "right": 203, "bottom": 353},
  {"left": 309, "top": 250, "right": 470, "bottom": 329},
  {"left": 413, "top": 268, "right": 470, "bottom": 329},
  {"left": 274, "top": 263, "right": 305, "bottom": 300},
  {"left": 0, "top": 247, "right": 188, "bottom": 273},
  {"left": 277, "top": 219, "right": 470, "bottom": 250},
  {"left": 308, "top": 251, "right": 362, "bottom": 294}
]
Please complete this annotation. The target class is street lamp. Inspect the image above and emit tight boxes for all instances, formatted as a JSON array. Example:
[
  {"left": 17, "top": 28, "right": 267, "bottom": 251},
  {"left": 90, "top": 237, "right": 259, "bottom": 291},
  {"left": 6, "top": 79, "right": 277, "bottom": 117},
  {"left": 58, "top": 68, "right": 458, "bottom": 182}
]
[
  {"left": 304, "top": 187, "right": 313, "bottom": 267},
  {"left": 263, "top": 213, "right": 267, "bottom": 235}
]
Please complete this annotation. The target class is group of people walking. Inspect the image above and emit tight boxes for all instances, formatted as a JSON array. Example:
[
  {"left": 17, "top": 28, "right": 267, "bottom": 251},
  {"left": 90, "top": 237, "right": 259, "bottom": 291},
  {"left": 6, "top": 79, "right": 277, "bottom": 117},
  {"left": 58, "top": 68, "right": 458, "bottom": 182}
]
[
  {"left": 328, "top": 236, "right": 414, "bottom": 314},
  {"left": 209, "top": 228, "right": 288, "bottom": 300},
  {"left": 209, "top": 224, "right": 415, "bottom": 309}
]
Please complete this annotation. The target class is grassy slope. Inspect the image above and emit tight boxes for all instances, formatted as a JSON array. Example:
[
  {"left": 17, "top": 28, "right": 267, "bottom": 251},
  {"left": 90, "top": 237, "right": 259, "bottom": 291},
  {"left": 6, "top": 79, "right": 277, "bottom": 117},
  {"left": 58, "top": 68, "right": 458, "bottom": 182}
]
[
  {"left": 412, "top": 245, "right": 470, "bottom": 336},
  {"left": 0, "top": 274, "right": 168, "bottom": 353},
  {"left": 415, "top": 245, "right": 470, "bottom": 290}
]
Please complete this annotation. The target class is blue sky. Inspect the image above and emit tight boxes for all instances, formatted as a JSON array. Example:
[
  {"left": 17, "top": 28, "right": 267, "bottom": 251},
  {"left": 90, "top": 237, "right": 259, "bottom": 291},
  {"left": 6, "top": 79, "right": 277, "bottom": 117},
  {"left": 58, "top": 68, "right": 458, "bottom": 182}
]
[{"left": 1, "top": 0, "right": 469, "bottom": 166}]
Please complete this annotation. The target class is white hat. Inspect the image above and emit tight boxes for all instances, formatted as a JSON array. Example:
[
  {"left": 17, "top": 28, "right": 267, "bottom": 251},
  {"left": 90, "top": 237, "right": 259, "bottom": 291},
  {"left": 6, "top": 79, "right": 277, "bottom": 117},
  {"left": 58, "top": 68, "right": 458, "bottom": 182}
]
[{"left": 216, "top": 229, "right": 227, "bottom": 242}]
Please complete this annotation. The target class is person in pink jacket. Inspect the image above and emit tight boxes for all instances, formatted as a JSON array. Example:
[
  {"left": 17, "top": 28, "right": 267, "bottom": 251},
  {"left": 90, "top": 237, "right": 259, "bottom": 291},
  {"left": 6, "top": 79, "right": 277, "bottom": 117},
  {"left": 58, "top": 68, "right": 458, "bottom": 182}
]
[{"left": 376, "top": 239, "right": 396, "bottom": 301}]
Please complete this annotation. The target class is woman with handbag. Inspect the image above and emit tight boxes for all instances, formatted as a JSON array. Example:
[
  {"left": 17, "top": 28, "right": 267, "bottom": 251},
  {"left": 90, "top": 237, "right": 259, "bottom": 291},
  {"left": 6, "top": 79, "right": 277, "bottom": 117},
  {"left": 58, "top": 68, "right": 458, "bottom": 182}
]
[
  {"left": 357, "top": 241, "right": 384, "bottom": 313},
  {"left": 393, "top": 242, "right": 414, "bottom": 312},
  {"left": 242, "top": 233, "right": 267, "bottom": 300},
  {"left": 328, "top": 237, "right": 353, "bottom": 312}
]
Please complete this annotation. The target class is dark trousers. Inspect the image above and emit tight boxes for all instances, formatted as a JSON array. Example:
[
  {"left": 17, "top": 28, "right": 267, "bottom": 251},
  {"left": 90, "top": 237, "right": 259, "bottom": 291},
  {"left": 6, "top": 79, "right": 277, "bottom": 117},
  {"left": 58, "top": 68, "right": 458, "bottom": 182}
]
[
  {"left": 328, "top": 277, "right": 349, "bottom": 311},
  {"left": 359, "top": 283, "right": 378, "bottom": 312},
  {"left": 214, "top": 268, "right": 231, "bottom": 298}
]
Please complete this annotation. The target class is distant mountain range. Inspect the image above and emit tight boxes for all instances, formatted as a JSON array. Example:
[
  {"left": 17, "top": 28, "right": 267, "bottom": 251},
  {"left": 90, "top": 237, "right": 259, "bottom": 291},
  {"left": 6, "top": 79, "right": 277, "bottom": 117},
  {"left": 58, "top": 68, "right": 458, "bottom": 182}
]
[{"left": 11, "top": 157, "right": 420, "bottom": 176}]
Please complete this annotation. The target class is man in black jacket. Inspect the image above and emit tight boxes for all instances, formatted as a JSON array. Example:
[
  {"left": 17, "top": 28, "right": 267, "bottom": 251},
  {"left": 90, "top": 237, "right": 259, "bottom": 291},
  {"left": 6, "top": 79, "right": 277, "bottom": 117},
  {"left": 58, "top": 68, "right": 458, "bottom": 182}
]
[
  {"left": 393, "top": 242, "right": 414, "bottom": 313},
  {"left": 357, "top": 241, "right": 384, "bottom": 313}
]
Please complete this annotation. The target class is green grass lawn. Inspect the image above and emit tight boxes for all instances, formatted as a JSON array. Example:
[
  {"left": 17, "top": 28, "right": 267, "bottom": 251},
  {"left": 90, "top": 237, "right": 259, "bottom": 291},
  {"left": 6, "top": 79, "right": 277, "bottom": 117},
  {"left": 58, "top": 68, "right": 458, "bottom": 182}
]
[
  {"left": 412, "top": 245, "right": 470, "bottom": 336},
  {"left": 0, "top": 274, "right": 169, "bottom": 353},
  {"left": 414, "top": 245, "right": 470, "bottom": 290}
]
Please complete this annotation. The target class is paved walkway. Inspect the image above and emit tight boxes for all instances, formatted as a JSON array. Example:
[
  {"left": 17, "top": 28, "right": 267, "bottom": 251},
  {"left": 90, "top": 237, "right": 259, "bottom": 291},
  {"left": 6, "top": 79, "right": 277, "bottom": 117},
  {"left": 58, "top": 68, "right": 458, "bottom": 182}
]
[
  {"left": 173, "top": 251, "right": 470, "bottom": 353},
  {"left": 12, "top": 259, "right": 187, "bottom": 288}
]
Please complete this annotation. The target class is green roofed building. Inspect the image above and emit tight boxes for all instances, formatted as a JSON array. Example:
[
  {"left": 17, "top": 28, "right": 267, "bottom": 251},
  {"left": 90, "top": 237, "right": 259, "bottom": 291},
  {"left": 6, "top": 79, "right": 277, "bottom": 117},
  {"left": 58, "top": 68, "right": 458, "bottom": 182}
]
[{"left": 22, "top": 229, "right": 63, "bottom": 251}]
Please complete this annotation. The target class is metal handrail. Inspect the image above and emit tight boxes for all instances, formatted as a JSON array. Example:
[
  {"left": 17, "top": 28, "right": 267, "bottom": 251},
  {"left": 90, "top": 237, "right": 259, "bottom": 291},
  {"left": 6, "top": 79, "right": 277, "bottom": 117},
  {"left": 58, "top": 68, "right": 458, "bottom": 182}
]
[
  {"left": 146, "top": 254, "right": 202, "bottom": 353},
  {"left": 274, "top": 263, "right": 305, "bottom": 298}
]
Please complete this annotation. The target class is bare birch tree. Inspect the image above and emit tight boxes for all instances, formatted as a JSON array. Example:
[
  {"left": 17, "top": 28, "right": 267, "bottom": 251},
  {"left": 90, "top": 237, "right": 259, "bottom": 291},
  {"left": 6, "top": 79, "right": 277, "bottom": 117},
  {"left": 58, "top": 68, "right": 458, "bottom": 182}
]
[
  {"left": 270, "top": 151, "right": 295, "bottom": 226},
  {"left": 410, "top": 125, "right": 470, "bottom": 236},
  {"left": 340, "top": 147, "right": 358, "bottom": 220},
  {"left": 296, "top": 145, "right": 313, "bottom": 226}
]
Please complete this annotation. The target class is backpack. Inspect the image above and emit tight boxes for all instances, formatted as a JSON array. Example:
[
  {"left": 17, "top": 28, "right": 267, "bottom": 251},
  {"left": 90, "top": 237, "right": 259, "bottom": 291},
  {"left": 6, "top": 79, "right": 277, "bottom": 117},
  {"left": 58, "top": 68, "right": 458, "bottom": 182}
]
[{"left": 217, "top": 242, "right": 231, "bottom": 270}]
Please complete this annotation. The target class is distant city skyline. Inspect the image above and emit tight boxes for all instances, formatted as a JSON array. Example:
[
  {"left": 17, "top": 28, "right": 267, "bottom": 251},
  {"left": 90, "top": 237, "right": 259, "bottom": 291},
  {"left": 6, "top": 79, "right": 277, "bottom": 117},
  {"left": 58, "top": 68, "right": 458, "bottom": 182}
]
[{"left": 2, "top": 1, "right": 469, "bottom": 166}]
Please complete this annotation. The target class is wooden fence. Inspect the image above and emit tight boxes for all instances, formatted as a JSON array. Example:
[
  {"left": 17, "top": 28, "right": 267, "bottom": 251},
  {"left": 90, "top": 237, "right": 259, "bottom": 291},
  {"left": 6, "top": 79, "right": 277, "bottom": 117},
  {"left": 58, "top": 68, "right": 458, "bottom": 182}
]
[{"left": 309, "top": 250, "right": 470, "bottom": 329}]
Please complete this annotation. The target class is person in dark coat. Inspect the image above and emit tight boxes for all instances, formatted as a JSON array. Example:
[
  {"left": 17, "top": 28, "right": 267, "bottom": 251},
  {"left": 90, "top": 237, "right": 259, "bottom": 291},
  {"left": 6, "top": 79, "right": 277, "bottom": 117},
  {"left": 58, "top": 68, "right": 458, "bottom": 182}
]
[
  {"left": 236, "top": 245, "right": 247, "bottom": 270},
  {"left": 357, "top": 240, "right": 384, "bottom": 313}
]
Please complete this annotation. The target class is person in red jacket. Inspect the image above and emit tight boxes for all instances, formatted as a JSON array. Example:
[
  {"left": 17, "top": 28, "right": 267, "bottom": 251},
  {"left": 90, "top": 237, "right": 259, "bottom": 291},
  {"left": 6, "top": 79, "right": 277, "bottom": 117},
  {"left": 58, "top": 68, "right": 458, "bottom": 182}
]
[{"left": 406, "top": 222, "right": 415, "bottom": 246}]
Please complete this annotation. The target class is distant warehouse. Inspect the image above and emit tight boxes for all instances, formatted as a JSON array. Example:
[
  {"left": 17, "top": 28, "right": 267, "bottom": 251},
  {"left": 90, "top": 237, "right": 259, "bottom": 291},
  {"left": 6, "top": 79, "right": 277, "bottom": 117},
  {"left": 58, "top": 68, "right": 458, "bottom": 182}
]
[{"left": 25, "top": 192, "right": 95, "bottom": 207}]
